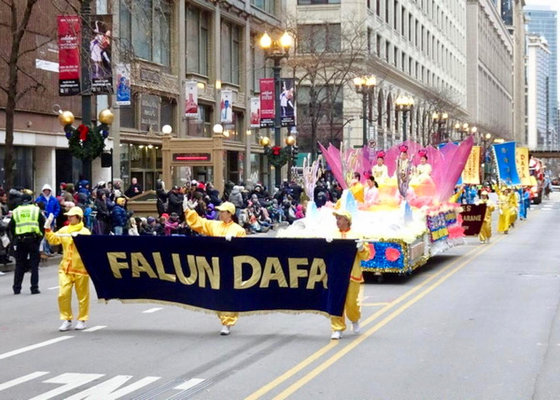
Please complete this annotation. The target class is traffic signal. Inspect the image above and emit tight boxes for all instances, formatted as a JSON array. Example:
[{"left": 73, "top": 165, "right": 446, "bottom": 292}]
[{"left": 292, "top": 145, "right": 299, "bottom": 164}]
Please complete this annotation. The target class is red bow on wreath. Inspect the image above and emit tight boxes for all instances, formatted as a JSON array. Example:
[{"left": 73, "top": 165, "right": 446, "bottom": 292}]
[
  {"left": 272, "top": 146, "right": 281, "bottom": 156},
  {"left": 77, "top": 124, "right": 89, "bottom": 142}
]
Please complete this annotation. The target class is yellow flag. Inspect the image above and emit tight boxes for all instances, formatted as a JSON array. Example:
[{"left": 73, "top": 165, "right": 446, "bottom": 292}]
[
  {"left": 515, "top": 147, "right": 531, "bottom": 186},
  {"left": 462, "top": 146, "right": 480, "bottom": 184}
]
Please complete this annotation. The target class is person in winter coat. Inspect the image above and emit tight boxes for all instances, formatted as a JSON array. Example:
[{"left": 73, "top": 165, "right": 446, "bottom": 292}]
[
  {"left": 228, "top": 186, "right": 244, "bottom": 210},
  {"left": 77, "top": 180, "right": 91, "bottom": 197},
  {"left": 156, "top": 179, "right": 168, "bottom": 216},
  {"left": 164, "top": 213, "right": 180, "bottom": 236},
  {"left": 36, "top": 184, "right": 61, "bottom": 224},
  {"left": 44, "top": 207, "right": 91, "bottom": 331},
  {"left": 205, "top": 203, "right": 217, "bottom": 220},
  {"left": 93, "top": 190, "right": 110, "bottom": 235},
  {"left": 167, "top": 186, "right": 184, "bottom": 221},
  {"left": 125, "top": 177, "right": 143, "bottom": 198},
  {"left": 112, "top": 197, "right": 128, "bottom": 235}
]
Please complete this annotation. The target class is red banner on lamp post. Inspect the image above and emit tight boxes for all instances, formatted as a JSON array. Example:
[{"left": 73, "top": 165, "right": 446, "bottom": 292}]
[
  {"left": 57, "top": 15, "right": 81, "bottom": 96},
  {"left": 260, "top": 78, "right": 275, "bottom": 128}
]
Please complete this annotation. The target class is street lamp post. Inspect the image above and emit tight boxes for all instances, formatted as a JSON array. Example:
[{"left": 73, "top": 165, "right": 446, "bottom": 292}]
[
  {"left": 80, "top": 0, "right": 92, "bottom": 181},
  {"left": 259, "top": 31, "right": 293, "bottom": 186},
  {"left": 454, "top": 122, "right": 477, "bottom": 140},
  {"left": 431, "top": 111, "right": 448, "bottom": 144},
  {"left": 395, "top": 95, "right": 414, "bottom": 142},
  {"left": 482, "top": 132, "right": 492, "bottom": 182},
  {"left": 353, "top": 76, "right": 377, "bottom": 146}
]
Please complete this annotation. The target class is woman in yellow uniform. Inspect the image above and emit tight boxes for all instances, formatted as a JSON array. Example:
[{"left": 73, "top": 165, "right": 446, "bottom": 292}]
[
  {"left": 497, "top": 187, "right": 513, "bottom": 234},
  {"left": 183, "top": 201, "right": 246, "bottom": 336},
  {"left": 329, "top": 210, "right": 370, "bottom": 340},
  {"left": 477, "top": 191, "right": 495, "bottom": 243},
  {"left": 44, "top": 207, "right": 91, "bottom": 331},
  {"left": 348, "top": 172, "right": 365, "bottom": 203}
]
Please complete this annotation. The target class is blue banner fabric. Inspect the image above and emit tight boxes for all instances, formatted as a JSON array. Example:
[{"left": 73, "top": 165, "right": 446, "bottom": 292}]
[
  {"left": 73, "top": 236, "right": 358, "bottom": 317},
  {"left": 492, "top": 142, "right": 521, "bottom": 185}
]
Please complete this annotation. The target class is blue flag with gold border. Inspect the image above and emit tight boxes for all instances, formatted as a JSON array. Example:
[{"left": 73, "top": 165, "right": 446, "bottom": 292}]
[{"left": 492, "top": 142, "right": 520, "bottom": 185}]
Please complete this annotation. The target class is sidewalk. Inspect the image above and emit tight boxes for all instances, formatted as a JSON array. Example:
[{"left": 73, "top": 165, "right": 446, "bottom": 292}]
[{"left": 0, "top": 253, "right": 61, "bottom": 275}]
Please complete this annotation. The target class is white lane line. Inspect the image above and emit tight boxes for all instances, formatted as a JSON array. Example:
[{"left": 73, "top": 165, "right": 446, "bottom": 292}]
[
  {"left": 0, "top": 336, "right": 73, "bottom": 361},
  {"left": 83, "top": 325, "right": 107, "bottom": 332},
  {"left": 48, "top": 286, "right": 59, "bottom": 290},
  {"left": 0, "top": 371, "right": 49, "bottom": 392},
  {"left": 142, "top": 307, "right": 163, "bottom": 314},
  {"left": 174, "top": 378, "right": 206, "bottom": 391}
]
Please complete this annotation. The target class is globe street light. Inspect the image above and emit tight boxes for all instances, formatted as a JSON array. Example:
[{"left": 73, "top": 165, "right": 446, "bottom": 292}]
[
  {"left": 353, "top": 75, "right": 377, "bottom": 146},
  {"left": 259, "top": 31, "right": 293, "bottom": 185},
  {"left": 395, "top": 95, "right": 414, "bottom": 141}
]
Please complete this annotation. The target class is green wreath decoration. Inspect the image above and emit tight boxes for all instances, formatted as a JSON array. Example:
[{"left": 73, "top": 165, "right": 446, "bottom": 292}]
[
  {"left": 264, "top": 145, "right": 291, "bottom": 168},
  {"left": 64, "top": 123, "right": 108, "bottom": 161}
]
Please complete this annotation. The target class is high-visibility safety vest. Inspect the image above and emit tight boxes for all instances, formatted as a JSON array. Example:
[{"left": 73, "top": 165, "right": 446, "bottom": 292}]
[{"left": 12, "top": 204, "right": 42, "bottom": 236}]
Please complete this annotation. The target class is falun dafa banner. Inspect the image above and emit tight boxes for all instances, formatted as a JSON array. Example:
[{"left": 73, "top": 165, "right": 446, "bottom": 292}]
[
  {"left": 461, "top": 146, "right": 480, "bottom": 184},
  {"left": 515, "top": 147, "right": 532, "bottom": 186}
]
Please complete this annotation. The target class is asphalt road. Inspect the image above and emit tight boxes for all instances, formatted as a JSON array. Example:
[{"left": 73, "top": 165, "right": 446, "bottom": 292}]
[{"left": 0, "top": 193, "right": 559, "bottom": 400}]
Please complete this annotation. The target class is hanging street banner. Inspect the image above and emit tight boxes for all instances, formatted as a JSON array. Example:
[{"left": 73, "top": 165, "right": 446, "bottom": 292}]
[
  {"left": 250, "top": 97, "right": 260, "bottom": 128},
  {"left": 220, "top": 90, "right": 233, "bottom": 124},
  {"left": 260, "top": 78, "right": 275, "bottom": 128},
  {"left": 57, "top": 15, "right": 81, "bottom": 96},
  {"left": 115, "top": 63, "right": 131, "bottom": 106},
  {"left": 185, "top": 81, "right": 199, "bottom": 118},
  {"left": 460, "top": 204, "right": 487, "bottom": 236},
  {"left": 280, "top": 78, "right": 295, "bottom": 127},
  {"left": 492, "top": 142, "right": 521, "bottom": 186},
  {"left": 73, "top": 236, "right": 358, "bottom": 317},
  {"left": 515, "top": 147, "right": 532, "bottom": 186},
  {"left": 90, "top": 15, "right": 113, "bottom": 94},
  {"left": 461, "top": 146, "right": 480, "bottom": 184}
]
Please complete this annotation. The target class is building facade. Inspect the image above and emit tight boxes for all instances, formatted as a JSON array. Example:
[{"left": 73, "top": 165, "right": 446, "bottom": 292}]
[
  {"left": 286, "top": 0, "right": 469, "bottom": 151},
  {"left": 466, "top": 0, "right": 514, "bottom": 140},
  {"left": 525, "top": 6, "right": 558, "bottom": 137},
  {"left": 0, "top": 0, "right": 285, "bottom": 194},
  {"left": 526, "top": 35, "right": 550, "bottom": 150}
]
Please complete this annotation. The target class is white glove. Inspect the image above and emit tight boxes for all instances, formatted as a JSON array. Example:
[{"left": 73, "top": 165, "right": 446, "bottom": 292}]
[
  {"left": 225, "top": 234, "right": 233, "bottom": 242},
  {"left": 356, "top": 240, "right": 366, "bottom": 251},
  {"left": 44, "top": 213, "right": 54, "bottom": 229},
  {"left": 499, "top": 209, "right": 503, "bottom": 215},
  {"left": 182, "top": 197, "right": 189, "bottom": 212},
  {"left": 71, "top": 232, "right": 80, "bottom": 237},
  {"left": 325, "top": 237, "right": 333, "bottom": 243}
]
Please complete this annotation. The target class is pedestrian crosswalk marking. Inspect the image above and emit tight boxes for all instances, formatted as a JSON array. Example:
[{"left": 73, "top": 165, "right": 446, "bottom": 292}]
[
  {"left": 48, "top": 286, "right": 59, "bottom": 290},
  {"left": 174, "top": 378, "right": 206, "bottom": 391},
  {"left": 142, "top": 307, "right": 163, "bottom": 314},
  {"left": 65, "top": 375, "right": 161, "bottom": 400},
  {"left": 83, "top": 325, "right": 107, "bottom": 333},
  {"left": 0, "top": 372, "right": 49, "bottom": 392},
  {"left": 29, "top": 373, "right": 104, "bottom": 400},
  {"left": 0, "top": 336, "right": 73, "bottom": 361}
]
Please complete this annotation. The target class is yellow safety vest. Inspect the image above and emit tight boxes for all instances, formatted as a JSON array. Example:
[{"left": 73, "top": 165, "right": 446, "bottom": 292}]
[{"left": 13, "top": 204, "right": 41, "bottom": 236}]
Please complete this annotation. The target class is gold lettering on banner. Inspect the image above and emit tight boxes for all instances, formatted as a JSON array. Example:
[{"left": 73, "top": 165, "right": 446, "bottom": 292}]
[
  {"left": 131, "top": 252, "right": 158, "bottom": 278},
  {"left": 196, "top": 256, "right": 220, "bottom": 289},
  {"left": 307, "top": 258, "right": 328, "bottom": 289},
  {"left": 172, "top": 254, "right": 197, "bottom": 285},
  {"left": 152, "top": 252, "right": 176, "bottom": 282},
  {"left": 107, "top": 252, "right": 129, "bottom": 278},
  {"left": 233, "top": 256, "right": 262, "bottom": 289},
  {"left": 288, "top": 258, "right": 309, "bottom": 288},
  {"left": 260, "top": 258, "right": 288, "bottom": 288}
]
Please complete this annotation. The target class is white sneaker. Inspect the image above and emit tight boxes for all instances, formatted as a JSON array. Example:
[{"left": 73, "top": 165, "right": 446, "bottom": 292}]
[
  {"left": 331, "top": 330, "right": 343, "bottom": 340},
  {"left": 0, "top": 271, "right": 5, "bottom": 276},
  {"left": 75, "top": 321, "right": 87, "bottom": 330},
  {"left": 220, "top": 325, "right": 231, "bottom": 336},
  {"left": 352, "top": 322, "right": 362, "bottom": 335},
  {"left": 59, "top": 320, "right": 72, "bottom": 332}
]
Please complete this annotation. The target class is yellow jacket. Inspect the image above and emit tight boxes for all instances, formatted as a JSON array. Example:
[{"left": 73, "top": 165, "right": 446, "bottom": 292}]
[
  {"left": 185, "top": 209, "right": 246, "bottom": 238},
  {"left": 349, "top": 183, "right": 365, "bottom": 203},
  {"left": 45, "top": 223, "right": 91, "bottom": 275},
  {"left": 332, "top": 228, "right": 370, "bottom": 283}
]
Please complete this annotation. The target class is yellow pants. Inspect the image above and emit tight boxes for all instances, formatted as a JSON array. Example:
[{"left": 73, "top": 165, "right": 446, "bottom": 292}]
[
  {"left": 331, "top": 281, "right": 361, "bottom": 331},
  {"left": 218, "top": 312, "right": 238, "bottom": 327},
  {"left": 497, "top": 211, "right": 511, "bottom": 233},
  {"left": 479, "top": 220, "right": 492, "bottom": 242},
  {"left": 59, "top": 271, "right": 90, "bottom": 321}
]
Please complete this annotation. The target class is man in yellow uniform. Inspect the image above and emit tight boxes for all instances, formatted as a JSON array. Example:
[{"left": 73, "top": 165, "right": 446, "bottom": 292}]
[
  {"left": 184, "top": 200, "right": 246, "bottom": 336},
  {"left": 9, "top": 194, "right": 45, "bottom": 295},
  {"left": 45, "top": 207, "right": 91, "bottom": 331},
  {"left": 329, "top": 210, "right": 370, "bottom": 340}
]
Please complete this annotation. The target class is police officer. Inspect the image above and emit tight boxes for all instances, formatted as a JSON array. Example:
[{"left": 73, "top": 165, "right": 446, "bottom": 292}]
[{"left": 8, "top": 193, "right": 45, "bottom": 295}]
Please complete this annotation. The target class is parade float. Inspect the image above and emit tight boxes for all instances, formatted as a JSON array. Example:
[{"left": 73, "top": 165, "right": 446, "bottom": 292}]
[{"left": 279, "top": 137, "right": 474, "bottom": 277}]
